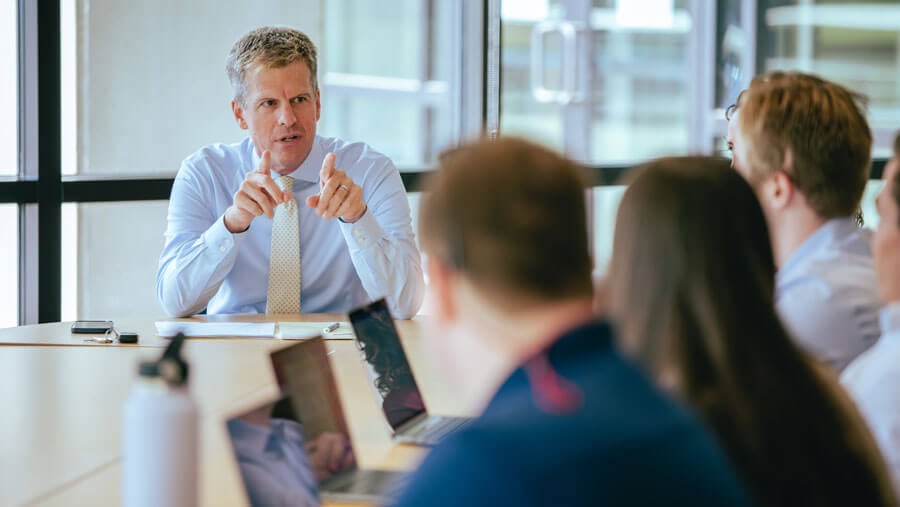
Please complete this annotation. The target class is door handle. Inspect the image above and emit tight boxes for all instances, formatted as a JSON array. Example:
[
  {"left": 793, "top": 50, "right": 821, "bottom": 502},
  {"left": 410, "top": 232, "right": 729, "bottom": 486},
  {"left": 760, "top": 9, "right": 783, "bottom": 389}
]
[{"left": 530, "top": 20, "right": 586, "bottom": 105}]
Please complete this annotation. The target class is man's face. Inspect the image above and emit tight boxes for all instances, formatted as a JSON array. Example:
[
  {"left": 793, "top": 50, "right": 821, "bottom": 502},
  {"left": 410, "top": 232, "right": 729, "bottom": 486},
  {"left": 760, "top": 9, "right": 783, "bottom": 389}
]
[
  {"left": 232, "top": 61, "right": 321, "bottom": 175},
  {"left": 726, "top": 109, "right": 755, "bottom": 182},
  {"left": 872, "top": 154, "right": 900, "bottom": 302}
]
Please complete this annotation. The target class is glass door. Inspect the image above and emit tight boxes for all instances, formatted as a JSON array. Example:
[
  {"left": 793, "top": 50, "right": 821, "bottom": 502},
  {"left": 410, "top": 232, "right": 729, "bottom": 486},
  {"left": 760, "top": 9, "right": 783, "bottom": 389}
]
[{"left": 500, "top": 0, "right": 701, "bottom": 271}]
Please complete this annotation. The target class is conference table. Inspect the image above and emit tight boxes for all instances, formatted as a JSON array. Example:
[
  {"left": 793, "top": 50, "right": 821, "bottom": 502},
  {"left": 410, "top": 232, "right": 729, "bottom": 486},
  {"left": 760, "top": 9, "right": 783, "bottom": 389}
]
[{"left": 0, "top": 313, "right": 490, "bottom": 506}]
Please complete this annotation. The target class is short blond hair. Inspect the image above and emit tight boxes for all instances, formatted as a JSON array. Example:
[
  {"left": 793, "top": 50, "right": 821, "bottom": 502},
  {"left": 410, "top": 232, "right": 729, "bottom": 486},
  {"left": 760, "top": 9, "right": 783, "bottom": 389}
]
[
  {"left": 737, "top": 71, "right": 872, "bottom": 218},
  {"left": 226, "top": 26, "right": 318, "bottom": 104}
]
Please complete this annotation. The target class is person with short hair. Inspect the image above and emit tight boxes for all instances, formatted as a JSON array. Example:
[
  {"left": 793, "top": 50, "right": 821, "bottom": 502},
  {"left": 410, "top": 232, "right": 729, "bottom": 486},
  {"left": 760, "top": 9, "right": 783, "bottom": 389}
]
[
  {"left": 842, "top": 131, "right": 900, "bottom": 494},
  {"left": 156, "top": 26, "right": 424, "bottom": 318},
  {"left": 726, "top": 71, "right": 880, "bottom": 371},
  {"left": 391, "top": 138, "right": 752, "bottom": 507},
  {"left": 607, "top": 156, "right": 896, "bottom": 507}
]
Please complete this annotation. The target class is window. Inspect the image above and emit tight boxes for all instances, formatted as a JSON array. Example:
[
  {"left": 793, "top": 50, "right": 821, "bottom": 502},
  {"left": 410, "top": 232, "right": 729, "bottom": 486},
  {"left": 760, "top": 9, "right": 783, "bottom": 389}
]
[
  {"left": 501, "top": 0, "right": 694, "bottom": 164},
  {"left": 758, "top": 0, "right": 900, "bottom": 158},
  {"left": 61, "top": 0, "right": 465, "bottom": 319},
  {"left": 1, "top": 0, "right": 17, "bottom": 327},
  {"left": 320, "top": 0, "right": 461, "bottom": 167}
]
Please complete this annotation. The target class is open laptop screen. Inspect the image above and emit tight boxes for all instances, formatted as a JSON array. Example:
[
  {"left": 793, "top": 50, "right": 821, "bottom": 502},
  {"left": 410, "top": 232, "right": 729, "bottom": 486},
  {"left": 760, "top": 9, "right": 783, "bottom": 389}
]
[
  {"left": 348, "top": 299, "right": 426, "bottom": 430},
  {"left": 225, "top": 338, "right": 357, "bottom": 503},
  {"left": 227, "top": 393, "right": 355, "bottom": 507}
]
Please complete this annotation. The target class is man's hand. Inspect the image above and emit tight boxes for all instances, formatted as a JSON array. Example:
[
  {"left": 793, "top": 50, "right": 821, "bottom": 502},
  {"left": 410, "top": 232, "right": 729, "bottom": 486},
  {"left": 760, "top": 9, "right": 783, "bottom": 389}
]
[
  {"left": 224, "top": 151, "right": 292, "bottom": 233},
  {"left": 304, "top": 431, "right": 355, "bottom": 481},
  {"left": 305, "top": 153, "right": 367, "bottom": 223}
]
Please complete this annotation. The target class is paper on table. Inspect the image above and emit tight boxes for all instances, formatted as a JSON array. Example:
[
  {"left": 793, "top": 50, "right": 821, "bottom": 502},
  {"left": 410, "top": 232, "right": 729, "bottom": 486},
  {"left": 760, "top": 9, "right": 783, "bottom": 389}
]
[
  {"left": 155, "top": 321, "right": 276, "bottom": 338},
  {"left": 154, "top": 320, "right": 356, "bottom": 340},
  {"left": 277, "top": 321, "right": 356, "bottom": 340}
]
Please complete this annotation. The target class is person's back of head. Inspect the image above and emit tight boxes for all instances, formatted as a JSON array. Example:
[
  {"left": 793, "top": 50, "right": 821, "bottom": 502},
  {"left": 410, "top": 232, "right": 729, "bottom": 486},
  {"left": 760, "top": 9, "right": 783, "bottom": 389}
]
[
  {"left": 608, "top": 156, "right": 896, "bottom": 507},
  {"left": 735, "top": 71, "right": 872, "bottom": 219},
  {"left": 419, "top": 136, "right": 593, "bottom": 313},
  {"left": 609, "top": 157, "right": 776, "bottom": 370},
  {"left": 398, "top": 147, "right": 755, "bottom": 507}
]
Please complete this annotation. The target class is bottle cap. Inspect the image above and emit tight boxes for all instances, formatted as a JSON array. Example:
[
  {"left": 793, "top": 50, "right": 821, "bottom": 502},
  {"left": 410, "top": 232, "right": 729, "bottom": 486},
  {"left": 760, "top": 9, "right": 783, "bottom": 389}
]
[{"left": 137, "top": 332, "right": 189, "bottom": 387}]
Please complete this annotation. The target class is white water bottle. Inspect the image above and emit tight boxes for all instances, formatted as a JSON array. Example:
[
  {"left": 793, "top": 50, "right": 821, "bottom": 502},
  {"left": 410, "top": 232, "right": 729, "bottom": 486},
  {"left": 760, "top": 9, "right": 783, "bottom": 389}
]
[{"left": 123, "top": 333, "right": 198, "bottom": 507}]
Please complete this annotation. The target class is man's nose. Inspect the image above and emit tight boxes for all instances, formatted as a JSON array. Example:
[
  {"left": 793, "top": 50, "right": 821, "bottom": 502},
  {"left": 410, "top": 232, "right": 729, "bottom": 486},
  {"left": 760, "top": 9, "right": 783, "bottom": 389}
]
[{"left": 278, "top": 102, "right": 297, "bottom": 126}]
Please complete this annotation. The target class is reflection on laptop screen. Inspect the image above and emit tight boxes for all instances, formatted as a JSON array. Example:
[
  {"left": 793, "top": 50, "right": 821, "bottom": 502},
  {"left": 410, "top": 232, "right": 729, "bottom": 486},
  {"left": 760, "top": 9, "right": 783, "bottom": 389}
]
[
  {"left": 349, "top": 299, "right": 426, "bottom": 430},
  {"left": 226, "top": 394, "right": 354, "bottom": 507}
]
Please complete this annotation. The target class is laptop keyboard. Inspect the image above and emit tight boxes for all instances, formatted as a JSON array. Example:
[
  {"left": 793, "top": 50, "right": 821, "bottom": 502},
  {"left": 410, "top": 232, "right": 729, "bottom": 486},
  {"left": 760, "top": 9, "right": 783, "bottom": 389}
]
[{"left": 403, "top": 416, "right": 471, "bottom": 446}]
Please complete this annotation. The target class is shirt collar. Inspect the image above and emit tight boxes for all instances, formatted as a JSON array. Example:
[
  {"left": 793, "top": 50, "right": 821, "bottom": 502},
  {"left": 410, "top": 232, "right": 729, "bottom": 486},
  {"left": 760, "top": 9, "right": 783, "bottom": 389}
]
[
  {"left": 227, "top": 417, "right": 273, "bottom": 456},
  {"left": 493, "top": 319, "right": 614, "bottom": 400},
  {"left": 249, "top": 136, "right": 323, "bottom": 184},
  {"left": 778, "top": 218, "right": 860, "bottom": 276},
  {"left": 227, "top": 417, "right": 305, "bottom": 459}
]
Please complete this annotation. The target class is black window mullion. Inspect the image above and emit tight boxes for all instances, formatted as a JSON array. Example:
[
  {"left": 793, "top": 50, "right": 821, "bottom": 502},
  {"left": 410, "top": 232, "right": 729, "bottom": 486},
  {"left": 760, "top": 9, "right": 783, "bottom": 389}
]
[{"left": 36, "top": 0, "right": 61, "bottom": 323}]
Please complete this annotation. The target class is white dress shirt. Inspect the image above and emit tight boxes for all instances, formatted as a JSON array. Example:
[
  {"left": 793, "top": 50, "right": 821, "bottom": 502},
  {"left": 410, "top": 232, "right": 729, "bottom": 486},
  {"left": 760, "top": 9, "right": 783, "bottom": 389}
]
[
  {"left": 156, "top": 136, "right": 425, "bottom": 318},
  {"left": 841, "top": 302, "right": 900, "bottom": 494},
  {"left": 776, "top": 218, "right": 881, "bottom": 371}
]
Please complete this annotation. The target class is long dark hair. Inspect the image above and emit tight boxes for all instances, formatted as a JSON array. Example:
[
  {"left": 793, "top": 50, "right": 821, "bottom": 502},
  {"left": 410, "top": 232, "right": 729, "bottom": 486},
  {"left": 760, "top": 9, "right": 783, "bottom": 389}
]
[{"left": 608, "top": 156, "right": 895, "bottom": 507}]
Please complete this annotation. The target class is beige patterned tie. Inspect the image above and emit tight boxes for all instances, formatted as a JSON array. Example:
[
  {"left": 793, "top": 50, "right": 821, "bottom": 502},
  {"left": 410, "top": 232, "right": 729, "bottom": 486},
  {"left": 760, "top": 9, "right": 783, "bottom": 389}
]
[{"left": 266, "top": 175, "right": 301, "bottom": 314}]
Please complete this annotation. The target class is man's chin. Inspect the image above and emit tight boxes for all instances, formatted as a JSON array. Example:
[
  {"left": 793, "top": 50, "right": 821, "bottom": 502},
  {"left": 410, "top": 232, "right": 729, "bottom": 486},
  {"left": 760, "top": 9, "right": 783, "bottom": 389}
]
[{"left": 271, "top": 153, "right": 308, "bottom": 175}]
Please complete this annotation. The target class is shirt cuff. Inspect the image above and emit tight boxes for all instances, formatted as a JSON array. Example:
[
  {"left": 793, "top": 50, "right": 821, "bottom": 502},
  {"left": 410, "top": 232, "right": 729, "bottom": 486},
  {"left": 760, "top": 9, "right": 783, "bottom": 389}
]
[
  {"left": 202, "top": 215, "right": 241, "bottom": 257},
  {"left": 339, "top": 208, "right": 384, "bottom": 252},
  {"left": 880, "top": 302, "right": 900, "bottom": 335}
]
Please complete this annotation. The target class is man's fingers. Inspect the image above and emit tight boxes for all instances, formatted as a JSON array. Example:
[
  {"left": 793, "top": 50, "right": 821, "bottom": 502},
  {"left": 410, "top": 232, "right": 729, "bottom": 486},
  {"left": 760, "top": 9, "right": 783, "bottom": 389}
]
[
  {"left": 233, "top": 193, "right": 264, "bottom": 218},
  {"left": 248, "top": 172, "right": 287, "bottom": 207},
  {"left": 334, "top": 186, "right": 364, "bottom": 220},
  {"left": 316, "top": 177, "right": 352, "bottom": 217},
  {"left": 328, "top": 436, "right": 346, "bottom": 471},
  {"left": 323, "top": 186, "right": 348, "bottom": 218},
  {"left": 256, "top": 150, "right": 271, "bottom": 176},
  {"left": 306, "top": 194, "right": 319, "bottom": 209},
  {"left": 239, "top": 184, "right": 276, "bottom": 218},
  {"left": 320, "top": 153, "right": 336, "bottom": 183}
]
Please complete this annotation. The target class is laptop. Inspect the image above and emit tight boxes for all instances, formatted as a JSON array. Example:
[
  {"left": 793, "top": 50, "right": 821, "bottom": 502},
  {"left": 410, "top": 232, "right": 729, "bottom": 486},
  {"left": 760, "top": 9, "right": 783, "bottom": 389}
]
[
  {"left": 348, "top": 298, "right": 472, "bottom": 446},
  {"left": 226, "top": 337, "right": 406, "bottom": 506}
]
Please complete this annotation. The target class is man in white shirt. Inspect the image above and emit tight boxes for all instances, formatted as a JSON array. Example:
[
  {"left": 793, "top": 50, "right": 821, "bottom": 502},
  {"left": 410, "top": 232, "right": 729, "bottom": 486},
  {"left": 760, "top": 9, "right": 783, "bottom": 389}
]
[
  {"left": 726, "top": 72, "right": 880, "bottom": 371},
  {"left": 842, "top": 133, "right": 900, "bottom": 493},
  {"left": 156, "top": 26, "right": 424, "bottom": 318}
]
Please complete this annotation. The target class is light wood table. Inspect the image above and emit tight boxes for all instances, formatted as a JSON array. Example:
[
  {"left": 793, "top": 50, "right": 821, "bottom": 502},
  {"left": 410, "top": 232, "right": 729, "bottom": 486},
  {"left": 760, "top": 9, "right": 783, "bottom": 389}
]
[{"left": 0, "top": 314, "right": 478, "bottom": 506}]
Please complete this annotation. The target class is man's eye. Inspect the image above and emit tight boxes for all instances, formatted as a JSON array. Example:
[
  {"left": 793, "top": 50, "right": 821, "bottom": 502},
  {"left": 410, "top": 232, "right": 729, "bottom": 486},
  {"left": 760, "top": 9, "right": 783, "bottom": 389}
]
[
  {"left": 261, "top": 100, "right": 276, "bottom": 108},
  {"left": 293, "top": 96, "right": 307, "bottom": 103}
]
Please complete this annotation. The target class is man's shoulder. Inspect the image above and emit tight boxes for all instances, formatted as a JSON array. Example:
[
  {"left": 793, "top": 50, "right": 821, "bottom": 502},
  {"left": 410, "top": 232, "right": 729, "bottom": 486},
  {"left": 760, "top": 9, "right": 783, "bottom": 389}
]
[
  {"left": 181, "top": 139, "right": 252, "bottom": 175},
  {"left": 404, "top": 393, "right": 748, "bottom": 506},
  {"left": 317, "top": 136, "right": 394, "bottom": 170},
  {"left": 778, "top": 229, "right": 877, "bottom": 300}
]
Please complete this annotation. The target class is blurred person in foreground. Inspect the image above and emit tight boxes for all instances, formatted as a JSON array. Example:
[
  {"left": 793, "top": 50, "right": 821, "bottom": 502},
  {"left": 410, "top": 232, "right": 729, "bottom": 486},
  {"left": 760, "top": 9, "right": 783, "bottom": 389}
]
[
  {"left": 842, "top": 131, "right": 900, "bottom": 494},
  {"left": 607, "top": 156, "right": 896, "bottom": 507},
  {"left": 390, "top": 138, "right": 752, "bottom": 507},
  {"left": 726, "top": 71, "right": 880, "bottom": 371}
]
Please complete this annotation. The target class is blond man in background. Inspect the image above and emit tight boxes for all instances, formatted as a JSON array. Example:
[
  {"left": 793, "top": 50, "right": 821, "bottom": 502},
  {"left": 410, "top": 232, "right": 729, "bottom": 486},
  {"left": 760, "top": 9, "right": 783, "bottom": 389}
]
[{"left": 726, "top": 72, "right": 880, "bottom": 371}]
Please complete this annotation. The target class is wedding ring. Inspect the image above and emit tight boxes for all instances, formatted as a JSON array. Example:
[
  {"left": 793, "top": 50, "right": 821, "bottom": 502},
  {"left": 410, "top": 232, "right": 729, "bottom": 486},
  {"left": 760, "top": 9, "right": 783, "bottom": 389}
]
[{"left": 338, "top": 184, "right": 350, "bottom": 192}]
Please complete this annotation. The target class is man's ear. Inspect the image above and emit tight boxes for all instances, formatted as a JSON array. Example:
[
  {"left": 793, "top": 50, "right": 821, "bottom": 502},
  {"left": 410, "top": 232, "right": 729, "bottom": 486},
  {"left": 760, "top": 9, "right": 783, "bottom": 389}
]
[
  {"left": 426, "top": 255, "right": 456, "bottom": 324},
  {"left": 315, "top": 90, "right": 321, "bottom": 122},
  {"left": 762, "top": 149, "right": 796, "bottom": 211},
  {"left": 232, "top": 99, "right": 248, "bottom": 130},
  {"left": 764, "top": 170, "right": 795, "bottom": 211}
]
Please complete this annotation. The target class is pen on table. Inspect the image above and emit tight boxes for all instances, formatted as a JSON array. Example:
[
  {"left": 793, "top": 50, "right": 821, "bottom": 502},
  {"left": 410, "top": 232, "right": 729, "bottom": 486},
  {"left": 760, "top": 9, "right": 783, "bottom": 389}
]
[{"left": 323, "top": 322, "right": 340, "bottom": 333}]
